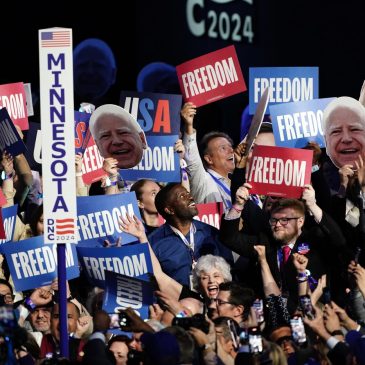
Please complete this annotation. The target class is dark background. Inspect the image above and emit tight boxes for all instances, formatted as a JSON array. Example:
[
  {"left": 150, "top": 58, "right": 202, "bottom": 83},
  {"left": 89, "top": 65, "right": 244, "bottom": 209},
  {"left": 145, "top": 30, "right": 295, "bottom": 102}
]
[{"left": 1, "top": 0, "right": 364, "bottom": 144}]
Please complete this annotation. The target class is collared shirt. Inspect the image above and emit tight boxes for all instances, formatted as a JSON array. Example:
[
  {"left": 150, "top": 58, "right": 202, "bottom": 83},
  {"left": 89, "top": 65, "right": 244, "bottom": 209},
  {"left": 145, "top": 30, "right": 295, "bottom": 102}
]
[
  {"left": 148, "top": 220, "right": 233, "bottom": 286},
  {"left": 183, "top": 131, "right": 232, "bottom": 212}
]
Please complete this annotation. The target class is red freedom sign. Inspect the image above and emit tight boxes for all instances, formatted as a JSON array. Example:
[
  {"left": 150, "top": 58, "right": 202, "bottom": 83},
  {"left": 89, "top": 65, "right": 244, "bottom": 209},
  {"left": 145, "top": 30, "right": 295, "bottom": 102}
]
[
  {"left": 176, "top": 45, "right": 246, "bottom": 107},
  {"left": 0, "top": 82, "right": 28, "bottom": 130},
  {"left": 81, "top": 135, "right": 105, "bottom": 184},
  {"left": 247, "top": 145, "right": 313, "bottom": 198}
]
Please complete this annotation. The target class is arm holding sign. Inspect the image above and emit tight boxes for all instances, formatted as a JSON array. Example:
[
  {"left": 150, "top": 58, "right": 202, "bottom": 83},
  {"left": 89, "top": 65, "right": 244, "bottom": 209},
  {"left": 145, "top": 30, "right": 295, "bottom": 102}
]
[
  {"left": 225, "top": 183, "right": 251, "bottom": 220},
  {"left": 103, "top": 158, "right": 120, "bottom": 195},
  {"left": 181, "top": 103, "right": 220, "bottom": 205},
  {"left": 75, "top": 153, "right": 87, "bottom": 196},
  {"left": 119, "top": 214, "right": 183, "bottom": 300},
  {"left": 302, "top": 184, "right": 323, "bottom": 223},
  {"left": 1, "top": 151, "right": 15, "bottom": 205}
]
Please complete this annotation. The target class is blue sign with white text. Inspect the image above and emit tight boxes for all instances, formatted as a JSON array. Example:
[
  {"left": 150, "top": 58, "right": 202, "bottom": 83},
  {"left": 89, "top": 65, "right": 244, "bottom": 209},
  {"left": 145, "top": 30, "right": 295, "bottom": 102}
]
[
  {"left": 0, "top": 205, "right": 18, "bottom": 247},
  {"left": 270, "top": 98, "right": 335, "bottom": 148},
  {"left": 249, "top": 67, "right": 319, "bottom": 114},
  {"left": 2, "top": 236, "right": 79, "bottom": 291},
  {"left": 76, "top": 192, "right": 141, "bottom": 247},
  {"left": 120, "top": 135, "right": 180, "bottom": 182},
  {"left": 103, "top": 271, "right": 154, "bottom": 320},
  {"left": 77, "top": 243, "right": 153, "bottom": 288},
  {"left": 0, "top": 108, "right": 27, "bottom": 156},
  {"left": 119, "top": 91, "right": 182, "bottom": 182}
]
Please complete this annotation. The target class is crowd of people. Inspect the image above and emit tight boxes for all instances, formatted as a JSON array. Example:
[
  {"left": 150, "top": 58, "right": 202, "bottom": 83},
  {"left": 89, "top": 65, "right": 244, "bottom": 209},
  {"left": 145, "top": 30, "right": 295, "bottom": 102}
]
[{"left": 1, "top": 40, "right": 365, "bottom": 365}]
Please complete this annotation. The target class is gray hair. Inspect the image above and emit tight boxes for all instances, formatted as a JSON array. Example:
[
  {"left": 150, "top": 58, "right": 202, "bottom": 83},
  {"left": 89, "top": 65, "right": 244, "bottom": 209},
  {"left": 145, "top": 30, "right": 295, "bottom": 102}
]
[
  {"left": 89, "top": 103, "right": 144, "bottom": 138},
  {"left": 192, "top": 254, "right": 232, "bottom": 292},
  {"left": 322, "top": 96, "right": 365, "bottom": 134}
]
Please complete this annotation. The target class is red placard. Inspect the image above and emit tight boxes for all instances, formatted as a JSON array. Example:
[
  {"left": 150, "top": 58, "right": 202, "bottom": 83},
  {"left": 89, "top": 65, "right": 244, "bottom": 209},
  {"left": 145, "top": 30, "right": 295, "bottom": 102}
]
[
  {"left": 247, "top": 146, "right": 313, "bottom": 198},
  {"left": 0, "top": 82, "right": 28, "bottom": 130},
  {"left": 81, "top": 135, "right": 105, "bottom": 184},
  {"left": 0, "top": 209, "right": 6, "bottom": 239},
  {"left": 158, "top": 202, "right": 223, "bottom": 229},
  {"left": 176, "top": 45, "right": 246, "bottom": 107}
]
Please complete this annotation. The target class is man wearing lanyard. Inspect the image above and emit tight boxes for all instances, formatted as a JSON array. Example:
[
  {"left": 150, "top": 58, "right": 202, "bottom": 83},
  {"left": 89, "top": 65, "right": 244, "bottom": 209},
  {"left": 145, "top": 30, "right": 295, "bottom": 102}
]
[
  {"left": 148, "top": 183, "right": 233, "bottom": 288},
  {"left": 181, "top": 102, "right": 235, "bottom": 212}
]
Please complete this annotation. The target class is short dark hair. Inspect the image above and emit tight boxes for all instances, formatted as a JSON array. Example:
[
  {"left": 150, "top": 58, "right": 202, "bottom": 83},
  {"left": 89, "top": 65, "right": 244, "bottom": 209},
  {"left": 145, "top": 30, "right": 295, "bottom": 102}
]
[
  {"left": 199, "top": 131, "right": 233, "bottom": 167},
  {"left": 0, "top": 278, "right": 13, "bottom": 294},
  {"left": 258, "top": 122, "right": 273, "bottom": 134},
  {"left": 219, "top": 282, "right": 255, "bottom": 321},
  {"left": 270, "top": 199, "right": 305, "bottom": 217},
  {"left": 29, "top": 204, "right": 43, "bottom": 237},
  {"left": 107, "top": 334, "right": 131, "bottom": 349},
  {"left": 154, "top": 183, "right": 181, "bottom": 219}
]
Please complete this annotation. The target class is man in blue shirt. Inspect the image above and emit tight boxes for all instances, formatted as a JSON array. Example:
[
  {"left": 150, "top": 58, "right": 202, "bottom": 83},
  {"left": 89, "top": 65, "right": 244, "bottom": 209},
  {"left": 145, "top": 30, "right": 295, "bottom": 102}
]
[{"left": 148, "top": 183, "right": 233, "bottom": 287}]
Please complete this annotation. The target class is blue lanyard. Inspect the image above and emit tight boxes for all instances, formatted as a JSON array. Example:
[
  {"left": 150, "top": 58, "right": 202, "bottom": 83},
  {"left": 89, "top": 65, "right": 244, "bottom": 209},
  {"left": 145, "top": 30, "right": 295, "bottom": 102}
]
[{"left": 207, "top": 172, "right": 232, "bottom": 208}]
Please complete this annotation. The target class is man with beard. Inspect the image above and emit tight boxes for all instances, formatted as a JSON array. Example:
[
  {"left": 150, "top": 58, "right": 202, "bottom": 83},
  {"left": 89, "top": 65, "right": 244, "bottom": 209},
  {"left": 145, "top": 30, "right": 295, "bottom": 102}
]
[
  {"left": 219, "top": 185, "right": 346, "bottom": 313},
  {"left": 148, "top": 183, "right": 233, "bottom": 287}
]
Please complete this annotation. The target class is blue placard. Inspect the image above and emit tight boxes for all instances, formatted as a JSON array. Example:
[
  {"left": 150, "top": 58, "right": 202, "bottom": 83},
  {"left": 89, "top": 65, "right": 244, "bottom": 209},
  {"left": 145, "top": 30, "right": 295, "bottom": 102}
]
[
  {"left": 103, "top": 271, "right": 154, "bottom": 319},
  {"left": 249, "top": 67, "right": 319, "bottom": 114},
  {"left": 77, "top": 243, "right": 153, "bottom": 288},
  {"left": 76, "top": 192, "right": 141, "bottom": 247},
  {"left": 0, "top": 108, "right": 27, "bottom": 156},
  {"left": 0, "top": 205, "right": 18, "bottom": 248},
  {"left": 270, "top": 98, "right": 336, "bottom": 148},
  {"left": 2, "top": 236, "right": 79, "bottom": 292},
  {"left": 120, "top": 91, "right": 182, "bottom": 136},
  {"left": 121, "top": 135, "right": 180, "bottom": 182},
  {"left": 24, "top": 122, "right": 42, "bottom": 172},
  {"left": 74, "top": 111, "right": 91, "bottom": 155},
  {"left": 119, "top": 91, "right": 182, "bottom": 182}
]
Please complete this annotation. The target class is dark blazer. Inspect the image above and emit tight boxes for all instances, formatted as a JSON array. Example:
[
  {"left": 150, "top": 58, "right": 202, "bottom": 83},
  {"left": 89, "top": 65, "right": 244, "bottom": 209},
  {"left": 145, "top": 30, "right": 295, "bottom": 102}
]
[{"left": 219, "top": 211, "right": 346, "bottom": 313}]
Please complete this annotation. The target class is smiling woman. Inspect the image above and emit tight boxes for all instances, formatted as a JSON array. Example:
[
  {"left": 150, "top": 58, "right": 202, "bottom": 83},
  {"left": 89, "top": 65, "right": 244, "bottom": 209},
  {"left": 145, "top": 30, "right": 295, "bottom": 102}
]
[{"left": 89, "top": 104, "right": 148, "bottom": 169}]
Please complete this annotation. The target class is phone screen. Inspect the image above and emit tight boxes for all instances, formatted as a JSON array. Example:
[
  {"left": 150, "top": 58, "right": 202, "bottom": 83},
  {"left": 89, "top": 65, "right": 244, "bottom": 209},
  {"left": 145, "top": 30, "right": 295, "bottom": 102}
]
[
  {"left": 299, "top": 295, "right": 315, "bottom": 320},
  {"left": 109, "top": 314, "right": 120, "bottom": 328},
  {"left": 249, "top": 327, "right": 263, "bottom": 353},
  {"left": 227, "top": 320, "right": 239, "bottom": 351},
  {"left": 252, "top": 299, "right": 264, "bottom": 323},
  {"left": 290, "top": 316, "right": 307, "bottom": 344}
]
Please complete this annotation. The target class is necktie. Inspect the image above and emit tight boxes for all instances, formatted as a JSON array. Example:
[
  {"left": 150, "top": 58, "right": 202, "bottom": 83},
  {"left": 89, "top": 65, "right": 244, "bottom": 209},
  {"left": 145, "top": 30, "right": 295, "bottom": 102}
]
[{"left": 282, "top": 246, "right": 291, "bottom": 265}]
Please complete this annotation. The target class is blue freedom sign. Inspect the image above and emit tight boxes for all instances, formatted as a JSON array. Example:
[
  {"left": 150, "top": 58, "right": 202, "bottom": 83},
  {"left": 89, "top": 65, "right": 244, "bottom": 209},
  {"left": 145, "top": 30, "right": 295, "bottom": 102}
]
[
  {"left": 76, "top": 192, "right": 142, "bottom": 247},
  {"left": 77, "top": 243, "right": 153, "bottom": 288},
  {"left": 0, "top": 205, "right": 18, "bottom": 248},
  {"left": 2, "top": 235, "right": 79, "bottom": 291},
  {"left": 249, "top": 67, "right": 319, "bottom": 114},
  {"left": 0, "top": 108, "right": 27, "bottom": 156},
  {"left": 103, "top": 271, "right": 154, "bottom": 320},
  {"left": 119, "top": 91, "right": 181, "bottom": 182},
  {"left": 270, "top": 98, "right": 336, "bottom": 148}
]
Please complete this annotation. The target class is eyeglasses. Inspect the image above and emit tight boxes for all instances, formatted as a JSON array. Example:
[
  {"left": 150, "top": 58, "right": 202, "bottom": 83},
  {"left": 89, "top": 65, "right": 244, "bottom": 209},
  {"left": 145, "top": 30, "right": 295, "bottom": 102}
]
[
  {"left": 212, "top": 298, "right": 235, "bottom": 306},
  {"left": 0, "top": 293, "right": 15, "bottom": 304},
  {"left": 269, "top": 217, "right": 302, "bottom": 226}
]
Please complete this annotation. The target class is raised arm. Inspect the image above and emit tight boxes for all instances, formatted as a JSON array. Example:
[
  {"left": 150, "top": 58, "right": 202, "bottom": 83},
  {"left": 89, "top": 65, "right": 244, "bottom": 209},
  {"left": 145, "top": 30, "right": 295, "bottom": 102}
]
[{"left": 119, "top": 214, "right": 182, "bottom": 300}]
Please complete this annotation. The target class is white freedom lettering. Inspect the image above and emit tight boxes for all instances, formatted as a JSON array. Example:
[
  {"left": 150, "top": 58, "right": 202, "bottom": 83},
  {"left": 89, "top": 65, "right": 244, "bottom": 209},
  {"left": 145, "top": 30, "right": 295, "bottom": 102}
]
[
  {"left": 10, "top": 244, "right": 74, "bottom": 279},
  {"left": 132, "top": 146, "right": 175, "bottom": 171},
  {"left": 249, "top": 156, "right": 306, "bottom": 187},
  {"left": 182, "top": 57, "right": 238, "bottom": 97},
  {"left": 276, "top": 110, "right": 324, "bottom": 141},
  {"left": 254, "top": 78, "right": 313, "bottom": 103},
  {"left": 77, "top": 204, "right": 135, "bottom": 241},
  {"left": 82, "top": 254, "right": 147, "bottom": 281}
]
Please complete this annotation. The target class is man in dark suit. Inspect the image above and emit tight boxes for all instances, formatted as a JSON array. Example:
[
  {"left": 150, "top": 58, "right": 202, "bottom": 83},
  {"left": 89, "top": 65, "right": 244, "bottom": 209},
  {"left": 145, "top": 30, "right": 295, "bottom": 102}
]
[{"left": 220, "top": 184, "right": 346, "bottom": 313}]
